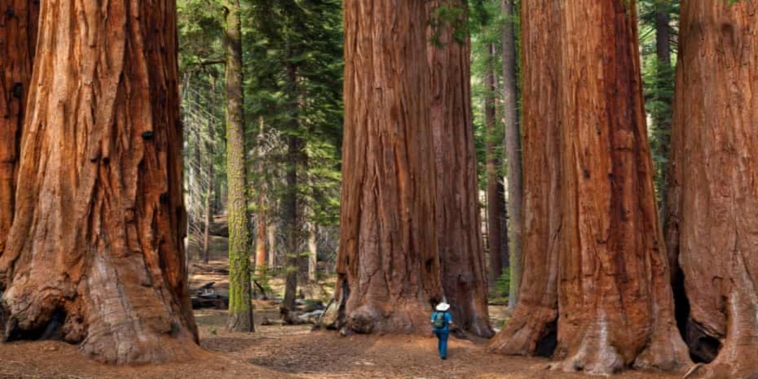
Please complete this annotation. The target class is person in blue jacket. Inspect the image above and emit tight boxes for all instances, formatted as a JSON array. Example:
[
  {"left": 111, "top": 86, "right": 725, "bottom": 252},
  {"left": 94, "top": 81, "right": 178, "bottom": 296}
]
[{"left": 431, "top": 302, "right": 453, "bottom": 360}]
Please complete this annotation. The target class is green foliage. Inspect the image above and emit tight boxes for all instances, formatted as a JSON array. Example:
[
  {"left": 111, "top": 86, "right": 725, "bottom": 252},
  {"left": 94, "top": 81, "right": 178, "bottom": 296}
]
[
  {"left": 495, "top": 269, "right": 511, "bottom": 298},
  {"left": 470, "top": 0, "right": 521, "bottom": 188},
  {"left": 245, "top": 0, "right": 344, "bottom": 232},
  {"left": 429, "top": 4, "right": 468, "bottom": 47},
  {"left": 638, "top": 0, "right": 678, "bottom": 207},
  {"left": 178, "top": 0, "right": 343, "bottom": 277},
  {"left": 252, "top": 265, "right": 274, "bottom": 294}
]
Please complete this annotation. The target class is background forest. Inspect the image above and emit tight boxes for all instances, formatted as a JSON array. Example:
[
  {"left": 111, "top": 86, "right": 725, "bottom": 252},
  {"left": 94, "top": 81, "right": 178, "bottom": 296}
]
[{"left": 176, "top": 0, "right": 679, "bottom": 310}]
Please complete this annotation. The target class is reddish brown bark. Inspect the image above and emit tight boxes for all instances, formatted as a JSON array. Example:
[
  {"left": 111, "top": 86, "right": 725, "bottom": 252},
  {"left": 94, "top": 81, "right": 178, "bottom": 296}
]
[
  {"left": 333, "top": 0, "right": 442, "bottom": 335},
  {"left": 490, "top": 1, "right": 689, "bottom": 374},
  {"left": 666, "top": 2, "right": 758, "bottom": 377},
  {"left": 427, "top": 0, "right": 492, "bottom": 338},
  {"left": 0, "top": 0, "right": 198, "bottom": 364},
  {"left": 485, "top": 43, "right": 505, "bottom": 290},
  {"left": 0, "top": 0, "right": 38, "bottom": 256},
  {"left": 488, "top": 0, "right": 561, "bottom": 358}
]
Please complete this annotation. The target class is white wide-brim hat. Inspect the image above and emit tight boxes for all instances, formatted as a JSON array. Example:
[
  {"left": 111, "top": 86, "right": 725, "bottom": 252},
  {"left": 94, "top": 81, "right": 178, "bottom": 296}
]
[{"left": 436, "top": 303, "right": 450, "bottom": 312}]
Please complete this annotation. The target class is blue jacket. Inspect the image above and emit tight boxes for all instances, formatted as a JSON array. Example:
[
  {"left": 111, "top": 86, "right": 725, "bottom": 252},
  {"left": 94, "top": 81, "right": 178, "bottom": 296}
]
[{"left": 431, "top": 311, "right": 453, "bottom": 333}]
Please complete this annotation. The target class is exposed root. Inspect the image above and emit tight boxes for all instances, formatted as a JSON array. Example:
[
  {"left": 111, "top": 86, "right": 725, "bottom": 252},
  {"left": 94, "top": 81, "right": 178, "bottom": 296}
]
[{"left": 633, "top": 312, "right": 692, "bottom": 372}]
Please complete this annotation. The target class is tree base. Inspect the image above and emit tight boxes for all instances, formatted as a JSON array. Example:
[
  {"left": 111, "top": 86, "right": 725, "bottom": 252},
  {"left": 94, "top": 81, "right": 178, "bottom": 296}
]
[
  {"left": 2, "top": 254, "right": 199, "bottom": 365},
  {"left": 549, "top": 319, "right": 625, "bottom": 376},
  {"left": 345, "top": 302, "right": 432, "bottom": 335},
  {"left": 487, "top": 303, "right": 557, "bottom": 356}
]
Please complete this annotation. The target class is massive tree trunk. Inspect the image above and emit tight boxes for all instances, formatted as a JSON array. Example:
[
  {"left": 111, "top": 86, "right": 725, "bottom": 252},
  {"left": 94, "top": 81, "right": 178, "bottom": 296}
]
[
  {"left": 490, "top": 1, "right": 690, "bottom": 375},
  {"left": 0, "top": 0, "right": 38, "bottom": 256},
  {"left": 488, "top": 0, "right": 561, "bottom": 358},
  {"left": 333, "top": 0, "right": 442, "bottom": 335},
  {"left": 427, "top": 0, "right": 493, "bottom": 338},
  {"left": 667, "top": 2, "right": 758, "bottom": 377},
  {"left": 224, "top": 0, "right": 254, "bottom": 333},
  {"left": 485, "top": 43, "right": 505, "bottom": 291},
  {"left": 502, "top": 0, "right": 523, "bottom": 310},
  {"left": 0, "top": 0, "right": 198, "bottom": 364}
]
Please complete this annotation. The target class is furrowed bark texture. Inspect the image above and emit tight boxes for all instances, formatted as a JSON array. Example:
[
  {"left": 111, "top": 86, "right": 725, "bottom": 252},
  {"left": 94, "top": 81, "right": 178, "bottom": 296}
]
[
  {"left": 485, "top": 43, "right": 505, "bottom": 290},
  {"left": 502, "top": 0, "right": 523, "bottom": 310},
  {"left": 224, "top": 0, "right": 253, "bottom": 333},
  {"left": 427, "top": 0, "right": 493, "bottom": 338},
  {"left": 0, "top": 0, "right": 199, "bottom": 364},
  {"left": 488, "top": 0, "right": 561, "bottom": 357},
  {"left": 334, "top": 0, "right": 442, "bottom": 335},
  {"left": 0, "top": 0, "right": 37, "bottom": 256},
  {"left": 552, "top": 1, "right": 688, "bottom": 374},
  {"left": 491, "top": 1, "right": 690, "bottom": 374},
  {"left": 668, "top": 2, "right": 758, "bottom": 377}
]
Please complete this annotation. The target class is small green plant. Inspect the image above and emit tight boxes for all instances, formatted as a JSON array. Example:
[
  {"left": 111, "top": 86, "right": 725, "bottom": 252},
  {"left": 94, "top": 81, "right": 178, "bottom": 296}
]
[
  {"left": 495, "top": 269, "right": 511, "bottom": 298},
  {"left": 251, "top": 264, "right": 273, "bottom": 295},
  {"left": 209, "top": 327, "right": 218, "bottom": 336}
]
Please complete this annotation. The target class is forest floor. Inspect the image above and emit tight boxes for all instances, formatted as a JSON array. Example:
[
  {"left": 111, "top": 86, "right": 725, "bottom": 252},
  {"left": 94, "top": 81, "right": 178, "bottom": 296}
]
[
  {"left": 0, "top": 231, "right": 682, "bottom": 379},
  {"left": 0, "top": 317, "right": 681, "bottom": 379}
]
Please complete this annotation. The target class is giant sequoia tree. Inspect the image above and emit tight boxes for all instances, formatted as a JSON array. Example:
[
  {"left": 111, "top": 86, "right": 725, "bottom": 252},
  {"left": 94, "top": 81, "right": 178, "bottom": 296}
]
[
  {"left": 489, "top": 0, "right": 689, "bottom": 374},
  {"left": 666, "top": 1, "right": 758, "bottom": 377},
  {"left": 428, "top": 0, "right": 493, "bottom": 338},
  {"left": 0, "top": 0, "right": 198, "bottom": 363},
  {"left": 0, "top": 0, "right": 37, "bottom": 256},
  {"left": 487, "top": 0, "right": 562, "bottom": 359},
  {"left": 332, "top": 0, "right": 442, "bottom": 334}
]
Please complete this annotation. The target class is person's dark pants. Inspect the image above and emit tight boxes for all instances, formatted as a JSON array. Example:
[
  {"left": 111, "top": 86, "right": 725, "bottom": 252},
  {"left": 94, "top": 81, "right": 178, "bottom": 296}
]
[{"left": 434, "top": 330, "right": 449, "bottom": 359}]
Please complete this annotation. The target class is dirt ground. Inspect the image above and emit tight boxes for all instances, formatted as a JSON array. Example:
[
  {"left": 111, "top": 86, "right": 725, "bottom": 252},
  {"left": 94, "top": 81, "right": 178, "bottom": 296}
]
[
  {"left": 0, "top": 307, "right": 681, "bottom": 379},
  {"left": 0, "top": 234, "right": 682, "bottom": 378}
]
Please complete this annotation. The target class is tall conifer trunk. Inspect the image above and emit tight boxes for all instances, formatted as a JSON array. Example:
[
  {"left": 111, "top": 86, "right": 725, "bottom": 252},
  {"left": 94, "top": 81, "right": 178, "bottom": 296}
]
[
  {"left": 428, "top": 0, "right": 493, "bottom": 338},
  {"left": 333, "top": 0, "right": 442, "bottom": 335},
  {"left": 281, "top": 55, "right": 302, "bottom": 323},
  {"left": 485, "top": 43, "right": 505, "bottom": 290},
  {"left": 667, "top": 2, "right": 758, "bottom": 377},
  {"left": 224, "top": 0, "right": 254, "bottom": 333},
  {"left": 490, "top": 1, "right": 690, "bottom": 374},
  {"left": 0, "top": 0, "right": 199, "bottom": 363},
  {"left": 255, "top": 119, "right": 267, "bottom": 273},
  {"left": 501, "top": 0, "right": 523, "bottom": 310}
]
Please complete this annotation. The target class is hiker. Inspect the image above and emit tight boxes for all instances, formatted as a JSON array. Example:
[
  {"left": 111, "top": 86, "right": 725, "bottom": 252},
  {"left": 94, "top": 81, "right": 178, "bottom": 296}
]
[{"left": 431, "top": 302, "right": 453, "bottom": 360}]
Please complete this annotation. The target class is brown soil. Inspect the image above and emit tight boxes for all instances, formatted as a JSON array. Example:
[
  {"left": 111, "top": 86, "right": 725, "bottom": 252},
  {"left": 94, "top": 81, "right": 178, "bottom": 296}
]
[
  {"left": 0, "top": 307, "right": 681, "bottom": 379},
  {"left": 0, "top": 235, "right": 681, "bottom": 378}
]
